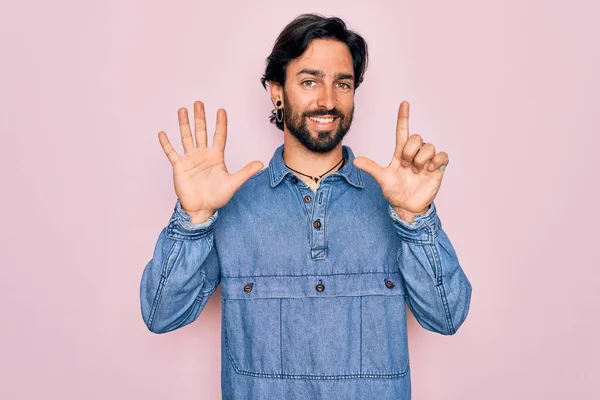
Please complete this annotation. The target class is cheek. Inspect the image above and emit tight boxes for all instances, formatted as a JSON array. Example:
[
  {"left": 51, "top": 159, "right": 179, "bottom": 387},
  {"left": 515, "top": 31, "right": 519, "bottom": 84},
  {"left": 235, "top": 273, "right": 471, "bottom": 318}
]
[
  {"left": 296, "top": 95, "right": 318, "bottom": 111},
  {"left": 285, "top": 86, "right": 310, "bottom": 104},
  {"left": 339, "top": 98, "right": 355, "bottom": 115}
]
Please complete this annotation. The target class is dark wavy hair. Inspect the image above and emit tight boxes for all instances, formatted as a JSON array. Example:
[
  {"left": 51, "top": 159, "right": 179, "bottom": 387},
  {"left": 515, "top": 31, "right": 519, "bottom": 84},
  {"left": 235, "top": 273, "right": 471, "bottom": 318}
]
[{"left": 260, "top": 14, "right": 369, "bottom": 131}]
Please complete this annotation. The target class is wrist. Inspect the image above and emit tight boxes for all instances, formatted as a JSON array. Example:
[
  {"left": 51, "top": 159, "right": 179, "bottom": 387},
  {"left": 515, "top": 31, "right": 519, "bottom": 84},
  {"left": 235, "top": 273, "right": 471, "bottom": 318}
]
[
  {"left": 185, "top": 208, "right": 216, "bottom": 224},
  {"left": 392, "top": 205, "right": 429, "bottom": 224}
]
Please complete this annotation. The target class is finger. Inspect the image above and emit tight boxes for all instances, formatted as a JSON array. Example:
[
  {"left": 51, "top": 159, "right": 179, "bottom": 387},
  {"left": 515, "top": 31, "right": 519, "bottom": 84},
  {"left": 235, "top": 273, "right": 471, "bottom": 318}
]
[
  {"left": 213, "top": 108, "right": 228, "bottom": 152},
  {"left": 353, "top": 156, "right": 385, "bottom": 184},
  {"left": 412, "top": 143, "right": 436, "bottom": 173},
  {"left": 394, "top": 101, "right": 410, "bottom": 159},
  {"left": 194, "top": 100, "right": 208, "bottom": 148},
  {"left": 426, "top": 151, "right": 450, "bottom": 172},
  {"left": 177, "top": 107, "right": 195, "bottom": 154},
  {"left": 158, "top": 131, "right": 179, "bottom": 164},
  {"left": 230, "top": 161, "right": 264, "bottom": 191},
  {"left": 400, "top": 134, "right": 424, "bottom": 167}
]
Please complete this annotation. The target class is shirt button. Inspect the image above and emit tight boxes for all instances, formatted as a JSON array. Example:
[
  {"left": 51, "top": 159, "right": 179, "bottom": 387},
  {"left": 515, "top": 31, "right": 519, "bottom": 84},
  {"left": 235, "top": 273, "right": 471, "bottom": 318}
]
[
  {"left": 243, "top": 283, "right": 253, "bottom": 293},
  {"left": 313, "top": 219, "right": 322, "bottom": 229},
  {"left": 304, "top": 195, "right": 312, "bottom": 203},
  {"left": 291, "top": 176, "right": 299, "bottom": 184},
  {"left": 315, "top": 282, "right": 325, "bottom": 292},
  {"left": 385, "top": 280, "right": 395, "bottom": 289}
]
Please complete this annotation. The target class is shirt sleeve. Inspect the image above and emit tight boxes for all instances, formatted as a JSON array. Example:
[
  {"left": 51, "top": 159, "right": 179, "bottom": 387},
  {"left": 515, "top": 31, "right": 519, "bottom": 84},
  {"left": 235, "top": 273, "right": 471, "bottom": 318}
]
[
  {"left": 166, "top": 199, "right": 219, "bottom": 239},
  {"left": 389, "top": 202, "right": 472, "bottom": 335},
  {"left": 139, "top": 199, "right": 221, "bottom": 333}
]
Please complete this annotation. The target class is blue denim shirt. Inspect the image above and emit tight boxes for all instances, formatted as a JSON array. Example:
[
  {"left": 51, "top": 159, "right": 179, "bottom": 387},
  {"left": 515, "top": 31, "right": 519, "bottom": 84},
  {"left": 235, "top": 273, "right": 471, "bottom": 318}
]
[{"left": 140, "top": 144, "right": 472, "bottom": 399}]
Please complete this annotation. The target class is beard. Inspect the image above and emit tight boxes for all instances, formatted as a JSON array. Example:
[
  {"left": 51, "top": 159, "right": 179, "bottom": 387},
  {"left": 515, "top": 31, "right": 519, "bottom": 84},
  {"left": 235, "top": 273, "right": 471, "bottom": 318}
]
[{"left": 283, "top": 90, "right": 354, "bottom": 153}]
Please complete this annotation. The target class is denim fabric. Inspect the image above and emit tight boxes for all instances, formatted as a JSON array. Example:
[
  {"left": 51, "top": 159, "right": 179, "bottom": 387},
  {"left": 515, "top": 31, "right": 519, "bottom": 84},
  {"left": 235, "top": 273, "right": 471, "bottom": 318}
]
[{"left": 140, "top": 144, "right": 472, "bottom": 399}]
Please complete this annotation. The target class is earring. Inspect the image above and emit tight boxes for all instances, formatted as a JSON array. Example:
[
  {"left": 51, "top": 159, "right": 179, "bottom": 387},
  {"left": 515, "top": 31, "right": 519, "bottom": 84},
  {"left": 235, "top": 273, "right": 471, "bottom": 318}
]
[{"left": 275, "top": 100, "right": 283, "bottom": 123}]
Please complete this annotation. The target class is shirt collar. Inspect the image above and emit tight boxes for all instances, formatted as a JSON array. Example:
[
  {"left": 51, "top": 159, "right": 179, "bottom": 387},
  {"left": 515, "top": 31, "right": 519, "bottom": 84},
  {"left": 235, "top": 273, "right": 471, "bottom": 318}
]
[{"left": 268, "top": 144, "right": 365, "bottom": 189}]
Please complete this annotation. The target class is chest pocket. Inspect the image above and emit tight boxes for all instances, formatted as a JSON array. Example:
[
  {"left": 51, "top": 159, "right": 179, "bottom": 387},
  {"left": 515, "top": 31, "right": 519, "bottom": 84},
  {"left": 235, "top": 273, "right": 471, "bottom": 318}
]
[{"left": 221, "top": 273, "right": 410, "bottom": 380}]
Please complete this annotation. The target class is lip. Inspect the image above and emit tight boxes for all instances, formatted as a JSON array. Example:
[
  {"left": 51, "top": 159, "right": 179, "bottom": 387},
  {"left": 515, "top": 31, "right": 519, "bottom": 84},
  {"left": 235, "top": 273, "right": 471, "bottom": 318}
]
[{"left": 307, "top": 115, "right": 338, "bottom": 129}]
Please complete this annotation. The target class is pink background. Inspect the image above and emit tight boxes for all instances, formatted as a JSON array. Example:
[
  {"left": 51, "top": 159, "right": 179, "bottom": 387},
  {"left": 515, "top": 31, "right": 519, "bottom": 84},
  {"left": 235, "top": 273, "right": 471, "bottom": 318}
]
[{"left": 1, "top": 0, "right": 598, "bottom": 398}]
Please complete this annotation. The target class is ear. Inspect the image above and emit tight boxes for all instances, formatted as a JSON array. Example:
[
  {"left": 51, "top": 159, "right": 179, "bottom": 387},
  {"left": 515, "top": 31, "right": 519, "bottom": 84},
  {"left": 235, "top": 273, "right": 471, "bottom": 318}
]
[{"left": 269, "top": 82, "right": 284, "bottom": 106}]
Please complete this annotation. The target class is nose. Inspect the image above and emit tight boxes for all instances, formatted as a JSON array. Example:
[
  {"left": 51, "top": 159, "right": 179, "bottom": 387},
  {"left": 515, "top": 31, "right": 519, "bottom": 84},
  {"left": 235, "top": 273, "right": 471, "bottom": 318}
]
[{"left": 316, "top": 85, "right": 336, "bottom": 111}]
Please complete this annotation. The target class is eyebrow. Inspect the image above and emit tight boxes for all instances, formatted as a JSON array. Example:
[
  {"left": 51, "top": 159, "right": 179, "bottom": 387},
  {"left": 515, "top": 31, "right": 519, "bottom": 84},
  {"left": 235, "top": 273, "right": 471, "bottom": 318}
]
[{"left": 296, "top": 69, "right": 354, "bottom": 81}]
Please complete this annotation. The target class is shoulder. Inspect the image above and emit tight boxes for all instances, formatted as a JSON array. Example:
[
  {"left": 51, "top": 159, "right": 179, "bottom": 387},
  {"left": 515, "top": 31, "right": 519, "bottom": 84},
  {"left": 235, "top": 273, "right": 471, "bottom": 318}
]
[
  {"left": 219, "top": 167, "right": 270, "bottom": 213},
  {"left": 237, "top": 167, "right": 270, "bottom": 195}
]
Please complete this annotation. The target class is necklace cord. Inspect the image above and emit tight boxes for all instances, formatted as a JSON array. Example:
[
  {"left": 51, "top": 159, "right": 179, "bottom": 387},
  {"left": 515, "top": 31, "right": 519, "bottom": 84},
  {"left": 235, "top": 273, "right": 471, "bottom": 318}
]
[{"left": 285, "top": 156, "right": 346, "bottom": 183}]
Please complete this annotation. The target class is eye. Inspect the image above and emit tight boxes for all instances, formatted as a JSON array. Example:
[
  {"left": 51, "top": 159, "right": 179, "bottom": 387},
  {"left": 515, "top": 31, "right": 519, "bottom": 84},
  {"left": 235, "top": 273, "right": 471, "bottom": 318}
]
[
  {"left": 302, "top": 80, "right": 317, "bottom": 87},
  {"left": 337, "top": 82, "right": 352, "bottom": 90}
]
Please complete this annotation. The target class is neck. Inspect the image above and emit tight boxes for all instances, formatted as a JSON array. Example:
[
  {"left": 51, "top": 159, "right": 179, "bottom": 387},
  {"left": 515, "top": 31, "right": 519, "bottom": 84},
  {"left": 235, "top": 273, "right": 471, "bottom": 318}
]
[{"left": 282, "top": 131, "right": 345, "bottom": 184}]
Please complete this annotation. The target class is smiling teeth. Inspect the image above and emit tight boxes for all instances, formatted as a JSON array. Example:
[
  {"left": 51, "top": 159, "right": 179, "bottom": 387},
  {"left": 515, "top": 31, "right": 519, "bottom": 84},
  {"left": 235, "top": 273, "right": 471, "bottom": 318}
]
[{"left": 310, "top": 117, "right": 334, "bottom": 123}]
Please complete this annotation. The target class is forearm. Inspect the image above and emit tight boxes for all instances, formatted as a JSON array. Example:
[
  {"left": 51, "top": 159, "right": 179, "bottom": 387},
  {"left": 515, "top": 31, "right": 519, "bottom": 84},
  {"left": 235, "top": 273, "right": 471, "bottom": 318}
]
[
  {"left": 140, "top": 200, "right": 221, "bottom": 333},
  {"left": 390, "top": 203, "right": 472, "bottom": 335}
]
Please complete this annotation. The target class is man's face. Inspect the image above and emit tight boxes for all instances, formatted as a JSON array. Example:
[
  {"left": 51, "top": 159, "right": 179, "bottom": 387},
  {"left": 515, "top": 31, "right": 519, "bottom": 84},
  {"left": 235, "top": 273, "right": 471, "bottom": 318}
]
[{"left": 281, "top": 39, "right": 356, "bottom": 153}]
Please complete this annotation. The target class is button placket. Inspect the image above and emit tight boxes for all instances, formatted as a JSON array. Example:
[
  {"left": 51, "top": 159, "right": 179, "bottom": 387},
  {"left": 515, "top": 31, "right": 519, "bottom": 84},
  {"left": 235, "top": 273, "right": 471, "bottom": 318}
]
[
  {"left": 301, "top": 191, "right": 314, "bottom": 217},
  {"left": 309, "top": 185, "right": 330, "bottom": 260}
]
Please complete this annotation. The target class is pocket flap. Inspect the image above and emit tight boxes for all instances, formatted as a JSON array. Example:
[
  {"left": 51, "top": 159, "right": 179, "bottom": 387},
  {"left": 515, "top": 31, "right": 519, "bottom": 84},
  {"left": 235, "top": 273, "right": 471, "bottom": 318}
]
[{"left": 221, "top": 272, "right": 405, "bottom": 300}]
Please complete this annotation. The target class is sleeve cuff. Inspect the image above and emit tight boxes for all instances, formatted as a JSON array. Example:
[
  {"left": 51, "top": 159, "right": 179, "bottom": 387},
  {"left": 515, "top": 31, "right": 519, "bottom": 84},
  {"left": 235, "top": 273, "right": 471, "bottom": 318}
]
[
  {"left": 388, "top": 202, "right": 441, "bottom": 244},
  {"left": 165, "top": 199, "right": 218, "bottom": 240}
]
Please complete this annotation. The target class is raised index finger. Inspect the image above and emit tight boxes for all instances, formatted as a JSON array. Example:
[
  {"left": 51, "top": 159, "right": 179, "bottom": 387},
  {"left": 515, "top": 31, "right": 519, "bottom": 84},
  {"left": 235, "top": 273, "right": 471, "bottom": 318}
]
[
  {"left": 394, "top": 101, "right": 410, "bottom": 157},
  {"left": 212, "top": 108, "right": 228, "bottom": 152}
]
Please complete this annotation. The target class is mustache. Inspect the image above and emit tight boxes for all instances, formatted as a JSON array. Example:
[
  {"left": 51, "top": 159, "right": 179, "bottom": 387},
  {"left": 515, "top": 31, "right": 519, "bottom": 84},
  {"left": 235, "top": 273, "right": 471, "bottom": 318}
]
[{"left": 303, "top": 108, "right": 342, "bottom": 118}]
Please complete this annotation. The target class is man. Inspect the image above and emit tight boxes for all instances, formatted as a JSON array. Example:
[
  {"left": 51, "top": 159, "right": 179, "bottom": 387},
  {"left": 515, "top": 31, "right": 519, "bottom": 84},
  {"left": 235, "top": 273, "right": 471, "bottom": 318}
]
[{"left": 140, "top": 13, "right": 472, "bottom": 400}]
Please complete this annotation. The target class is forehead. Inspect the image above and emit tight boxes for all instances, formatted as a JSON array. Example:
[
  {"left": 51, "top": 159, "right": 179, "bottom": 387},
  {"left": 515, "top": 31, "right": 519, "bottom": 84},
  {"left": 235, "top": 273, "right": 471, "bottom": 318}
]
[{"left": 287, "top": 38, "right": 354, "bottom": 76}]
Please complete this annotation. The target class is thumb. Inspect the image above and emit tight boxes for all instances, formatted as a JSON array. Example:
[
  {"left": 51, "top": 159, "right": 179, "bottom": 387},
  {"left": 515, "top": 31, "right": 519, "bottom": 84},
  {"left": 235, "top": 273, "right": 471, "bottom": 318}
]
[
  {"left": 231, "top": 161, "right": 264, "bottom": 191},
  {"left": 353, "top": 157, "right": 384, "bottom": 183}
]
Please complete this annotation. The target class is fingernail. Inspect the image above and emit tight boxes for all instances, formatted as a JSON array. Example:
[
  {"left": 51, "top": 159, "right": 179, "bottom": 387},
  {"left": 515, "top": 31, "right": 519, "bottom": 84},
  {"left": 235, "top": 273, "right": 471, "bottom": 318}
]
[
  {"left": 428, "top": 164, "right": 434, "bottom": 171},
  {"left": 401, "top": 160, "right": 409, "bottom": 167},
  {"left": 412, "top": 167, "right": 419, "bottom": 174}
]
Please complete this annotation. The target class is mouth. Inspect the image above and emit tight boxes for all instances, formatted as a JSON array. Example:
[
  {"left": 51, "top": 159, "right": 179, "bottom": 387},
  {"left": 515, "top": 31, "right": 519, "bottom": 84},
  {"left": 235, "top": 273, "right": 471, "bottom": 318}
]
[{"left": 307, "top": 115, "right": 338, "bottom": 129}]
